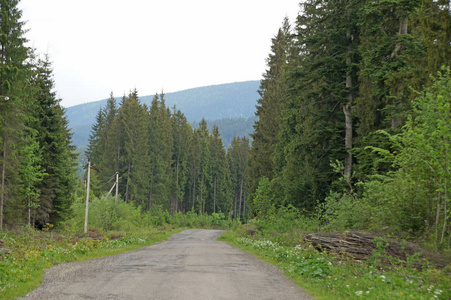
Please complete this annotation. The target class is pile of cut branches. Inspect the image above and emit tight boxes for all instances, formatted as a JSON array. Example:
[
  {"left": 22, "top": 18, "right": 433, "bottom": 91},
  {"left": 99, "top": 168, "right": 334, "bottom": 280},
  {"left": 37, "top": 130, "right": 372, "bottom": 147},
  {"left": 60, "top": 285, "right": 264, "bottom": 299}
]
[
  {"left": 304, "top": 232, "right": 374, "bottom": 260},
  {"left": 303, "top": 232, "right": 446, "bottom": 268}
]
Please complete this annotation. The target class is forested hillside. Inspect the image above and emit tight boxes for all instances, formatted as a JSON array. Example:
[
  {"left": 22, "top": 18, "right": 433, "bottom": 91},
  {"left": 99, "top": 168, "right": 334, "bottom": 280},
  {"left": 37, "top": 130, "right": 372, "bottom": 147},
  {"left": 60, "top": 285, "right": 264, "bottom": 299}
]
[
  {"left": 248, "top": 0, "right": 451, "bottom": 248},
  {"left": 67, "top": 81, "right": 260, "bottom": 147}
]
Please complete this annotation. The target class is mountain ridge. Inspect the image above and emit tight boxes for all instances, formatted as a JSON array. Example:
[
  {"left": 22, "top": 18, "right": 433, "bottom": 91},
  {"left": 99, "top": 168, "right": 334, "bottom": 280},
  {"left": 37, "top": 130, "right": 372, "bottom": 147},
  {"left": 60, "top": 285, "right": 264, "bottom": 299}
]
[{"left": 66, "top": 80, "right": 261, "bottom": 147}]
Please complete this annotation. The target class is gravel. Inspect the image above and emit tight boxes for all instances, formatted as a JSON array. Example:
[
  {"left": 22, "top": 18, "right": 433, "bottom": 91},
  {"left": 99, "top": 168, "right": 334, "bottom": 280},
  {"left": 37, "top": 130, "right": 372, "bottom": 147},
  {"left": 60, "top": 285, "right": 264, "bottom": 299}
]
[{"left": 21, "top": 229, "right": 311, "bottom": 300}]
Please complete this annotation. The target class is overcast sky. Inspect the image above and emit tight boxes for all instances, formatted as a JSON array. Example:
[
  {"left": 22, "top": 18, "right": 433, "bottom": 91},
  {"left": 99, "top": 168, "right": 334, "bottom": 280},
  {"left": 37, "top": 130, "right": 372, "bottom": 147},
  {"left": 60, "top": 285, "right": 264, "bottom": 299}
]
[{"left": 19, "top": 0, "right": 300, "bottom": 108}]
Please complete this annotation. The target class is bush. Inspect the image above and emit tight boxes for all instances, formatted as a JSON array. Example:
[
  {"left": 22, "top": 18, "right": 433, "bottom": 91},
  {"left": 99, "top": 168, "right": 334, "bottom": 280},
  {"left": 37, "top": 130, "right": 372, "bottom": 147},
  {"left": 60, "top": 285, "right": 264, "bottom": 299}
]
[{"left": 65, "top": 194, "right": 148, "bottom": 233}]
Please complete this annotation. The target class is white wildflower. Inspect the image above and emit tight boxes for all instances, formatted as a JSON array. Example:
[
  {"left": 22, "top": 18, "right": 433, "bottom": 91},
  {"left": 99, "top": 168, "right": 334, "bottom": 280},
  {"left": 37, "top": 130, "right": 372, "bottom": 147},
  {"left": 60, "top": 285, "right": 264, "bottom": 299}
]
[{"left": 434, "top": 290, "right": 442, "bottom": 295}]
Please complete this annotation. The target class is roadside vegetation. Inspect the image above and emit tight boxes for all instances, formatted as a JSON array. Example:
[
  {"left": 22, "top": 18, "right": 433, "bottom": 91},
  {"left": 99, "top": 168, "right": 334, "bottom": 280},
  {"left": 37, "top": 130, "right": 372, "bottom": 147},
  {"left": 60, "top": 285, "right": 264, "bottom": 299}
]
[
  {"left": 224, "top": 69, "right": 451, "bottom": 298},
  {"left": 1, "top": 1, "right": 450, "bottom": 299},
  {"left": 0, "top": 194, "right": 239, "bottom": 299},
  {"left": 220, "top": 210, "right": 451, "bottom": 300}
]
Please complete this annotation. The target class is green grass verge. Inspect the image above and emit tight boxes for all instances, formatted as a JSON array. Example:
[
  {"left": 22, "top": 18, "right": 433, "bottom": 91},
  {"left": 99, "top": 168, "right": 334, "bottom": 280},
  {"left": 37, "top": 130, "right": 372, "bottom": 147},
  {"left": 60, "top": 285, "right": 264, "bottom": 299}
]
[
  {"left": 219, "top": 230, "right": 451, "bottom": 300},
  {"left": 0, "top": 227, "right": 184, "bottom": 299}
]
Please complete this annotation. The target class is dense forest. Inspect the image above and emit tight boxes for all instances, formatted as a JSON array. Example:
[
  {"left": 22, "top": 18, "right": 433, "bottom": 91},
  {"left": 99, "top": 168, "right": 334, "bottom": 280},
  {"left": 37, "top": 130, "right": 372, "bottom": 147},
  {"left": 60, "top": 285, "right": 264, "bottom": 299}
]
[
  {"left": 85, "top": 91, "right": 250, "bottom": 218},
  {"left": 248, "top": 0, "right": 451, "bottom": 248},
  {"left": 1, "top": 0, "right": 450, "bottom": 251},
  {"left": 0, "top": 0, "right": 77, "bottom": 229}
]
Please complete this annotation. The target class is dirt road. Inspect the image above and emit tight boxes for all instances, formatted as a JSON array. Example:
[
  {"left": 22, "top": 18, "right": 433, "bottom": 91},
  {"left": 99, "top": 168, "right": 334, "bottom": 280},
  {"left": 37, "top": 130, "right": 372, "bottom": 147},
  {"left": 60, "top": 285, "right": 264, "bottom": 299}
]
[{"left": 22, "top": 229, "right": 311, "bottom": 299}]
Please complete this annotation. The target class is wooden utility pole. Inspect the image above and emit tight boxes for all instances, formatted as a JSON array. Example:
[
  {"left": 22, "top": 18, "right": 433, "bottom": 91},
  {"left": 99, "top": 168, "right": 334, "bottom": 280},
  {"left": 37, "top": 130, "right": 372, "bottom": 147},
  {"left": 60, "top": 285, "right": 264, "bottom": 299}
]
[
  {"left": 115, "top": 172, "right": 119, "bottom": 203},
  {"left": 213, "top": 174, "right": 217, "bottom": 214},
  {"left": 108, "top": 172, "right": 119, "bottom": 204},
  {"left": 84, "top": 158, "right": 91, "bottom": 234},
  {"left": 175, "top": 159, "right": 179, "bottom": 213}
]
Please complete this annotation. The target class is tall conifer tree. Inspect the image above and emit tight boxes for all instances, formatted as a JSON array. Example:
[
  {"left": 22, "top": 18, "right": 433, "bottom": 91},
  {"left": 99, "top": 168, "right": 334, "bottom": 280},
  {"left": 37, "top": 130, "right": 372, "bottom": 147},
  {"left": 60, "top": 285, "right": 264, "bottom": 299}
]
[
  {"left": 171, "top": 107, "right": 192, "bottom": 213},
  {"left": 209, "top": 125, "right": 231, "bottom": 214},
  {"left": 248, "top": 18, "right": 293, "bottom": 198},
  {"left": 147, "top": 93, "right": 173, "bottom": 210},
  {"left": 228, "top": 136, "right": 249, "bottom": 220},
  {"left": 0, "top": 0, "right": 31, "bottom": 228},
  {"left": 120, "top": 90, "right": 149, "bottom": 205},
  {"left": 30, "top": 56, "right": 77, "bottom": 224}
]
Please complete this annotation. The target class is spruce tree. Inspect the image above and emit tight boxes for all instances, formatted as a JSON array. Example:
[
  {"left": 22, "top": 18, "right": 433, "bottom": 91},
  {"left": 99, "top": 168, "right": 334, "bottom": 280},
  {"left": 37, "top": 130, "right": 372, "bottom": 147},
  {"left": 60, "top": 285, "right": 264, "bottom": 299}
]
[
  {"left": 98, "top": 92, "right": 119, "bottom": 191},
  {"left": 186, "top": 129, "right": 201, "bottom": 211},
  {"left": 171, "top": 107, "right": 192, "bottom": 213},
  {"left": 86, "top": 109, "right": 105, "bottom": 162},
  {"left": 209, "top": 125, "right": 231, "bottom": 214},
  {"left": 247, "top": 17, "right": 293, "bottom": 198},
  {"left": 120, "top": 90, "right": 149, "bottom": 206},
  {"left": 30, "top": 56, "right": 77, "bottom": 225},
  {"left": 270, "top": 0, "right": 359, "bottom": 211},
  {"left": 228, "top": 136, "right": 249, "bottom": 220},
  {"left": 0, "top": 0, "right": 31, "bottom": 228},
  {"left": 19, "top": 138, "right": 45, "bottom": 225},
  {"left": 197, "top": 119, "right": 211, "bottom": 214},
  {"left": 147, "top": 93, "right": 173, "bottom": 211},
  {"left": 355, "top": 0, "right": 423, "bottom": 135}
]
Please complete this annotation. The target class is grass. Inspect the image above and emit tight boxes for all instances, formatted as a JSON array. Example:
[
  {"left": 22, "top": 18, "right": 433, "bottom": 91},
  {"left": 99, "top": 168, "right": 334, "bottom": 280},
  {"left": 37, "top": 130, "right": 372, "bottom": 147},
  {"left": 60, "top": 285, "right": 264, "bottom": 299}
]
[
  {"left": 0, "top": 226, "right": 184, "bottom": 299},
  {"left": 219, "top": 229, "right": 451, "bottom": 299}
]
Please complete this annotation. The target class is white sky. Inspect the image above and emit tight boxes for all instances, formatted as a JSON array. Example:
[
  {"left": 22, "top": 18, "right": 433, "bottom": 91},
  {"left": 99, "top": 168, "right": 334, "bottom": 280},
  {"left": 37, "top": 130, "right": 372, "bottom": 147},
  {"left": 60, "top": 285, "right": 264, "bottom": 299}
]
[{"left": 19, "top": 0, "right": 300, "bottom": 108}]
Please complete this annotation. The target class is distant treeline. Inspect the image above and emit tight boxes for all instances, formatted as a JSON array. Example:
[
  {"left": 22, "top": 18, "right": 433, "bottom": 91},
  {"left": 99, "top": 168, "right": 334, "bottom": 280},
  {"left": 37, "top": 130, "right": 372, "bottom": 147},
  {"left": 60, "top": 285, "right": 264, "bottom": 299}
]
[
  {"left": 86, "top": 92, "right": 250, "bottom": 219},
  {"left": 66, "top": 81, "right": 260, "bottom": 147},
  {"left": 192, "top": 116, "right": 256, "bottom": 148},
  {"left": 72, "top": 116, "right": 256, "bottom": 150}
]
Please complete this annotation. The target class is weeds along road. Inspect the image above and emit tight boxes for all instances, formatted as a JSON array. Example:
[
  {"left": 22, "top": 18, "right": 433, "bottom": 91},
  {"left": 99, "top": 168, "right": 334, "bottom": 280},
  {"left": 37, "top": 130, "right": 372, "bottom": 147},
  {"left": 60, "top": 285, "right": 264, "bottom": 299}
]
[{"left": 22, "top": 229, "right": 310, "bottom": 300}]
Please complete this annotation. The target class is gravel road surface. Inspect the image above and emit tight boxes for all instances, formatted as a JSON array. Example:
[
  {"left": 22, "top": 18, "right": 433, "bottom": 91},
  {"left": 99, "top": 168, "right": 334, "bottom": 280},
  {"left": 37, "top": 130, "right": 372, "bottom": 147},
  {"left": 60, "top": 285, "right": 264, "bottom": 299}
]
[{"left": 22, "top": 229, "right": 311, "bottom": 299}]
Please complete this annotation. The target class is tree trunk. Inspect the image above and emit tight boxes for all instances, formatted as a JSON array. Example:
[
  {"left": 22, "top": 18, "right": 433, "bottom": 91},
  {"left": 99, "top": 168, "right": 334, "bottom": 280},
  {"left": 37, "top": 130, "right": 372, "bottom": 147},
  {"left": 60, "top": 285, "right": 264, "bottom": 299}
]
[
  {"left": 200, "top": 175, "right": 204, "bottom": 214},
  {"left": 343, "top": 103, "right": 352, "bottom": 186},
  {"left": 192, "top": 175, "right": 196, "bottom": 210},
  {"left": 233, "top": 192, "right": 237, "bottom": 220},
  {"left": 435, "top": 201, "right": 440, "bottom": 245},
  {"left": 213, "top": 174, "right": 217, "bottom": 214},
  {"left": 243, "top": 191, "right": 246, "bottom": 220},
  {"left": 125, "top": 162, "right": 131, "bottom": 203},
  {"left": 391, "top": 17, "right": 408, "bottom": 59},
  {"left": 28, "top": 196, "right": 31, "bottom": 226},
  {"left": 0, "top": 140, "right": 6, "bottom": 230},
  {"left": 391, "top": 110, "right": 403, "bottom": 131},
  {"left": 391, "top": 17, "right": 408, "bottom": 130},
  {"left": 238, "top": 177, "right": 243, "bottom": 221},
  {"left": 344, "top": 21, "right": 353, "bottom": 187},
  {"left": 115, "top": 172, "right": 119, "bottom": 204},
  {"left": 441, "top": 177, "right": 448, "bottom": 244},
  {"left": 147, "top": 188, "right": 152, "bottom": 211},
  {"left": 148, "top": 166, "right": 156, "bottom": 211},
  {"left": 84, "top": 158, "right": 91, "bottom": 234}
]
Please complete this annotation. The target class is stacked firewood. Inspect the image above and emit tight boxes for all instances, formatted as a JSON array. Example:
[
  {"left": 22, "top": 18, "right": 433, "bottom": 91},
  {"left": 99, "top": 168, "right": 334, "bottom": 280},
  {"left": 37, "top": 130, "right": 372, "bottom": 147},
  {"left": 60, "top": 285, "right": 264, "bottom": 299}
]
[{"left": 304, "top": 232, "right": 376, "bottom": 260}]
